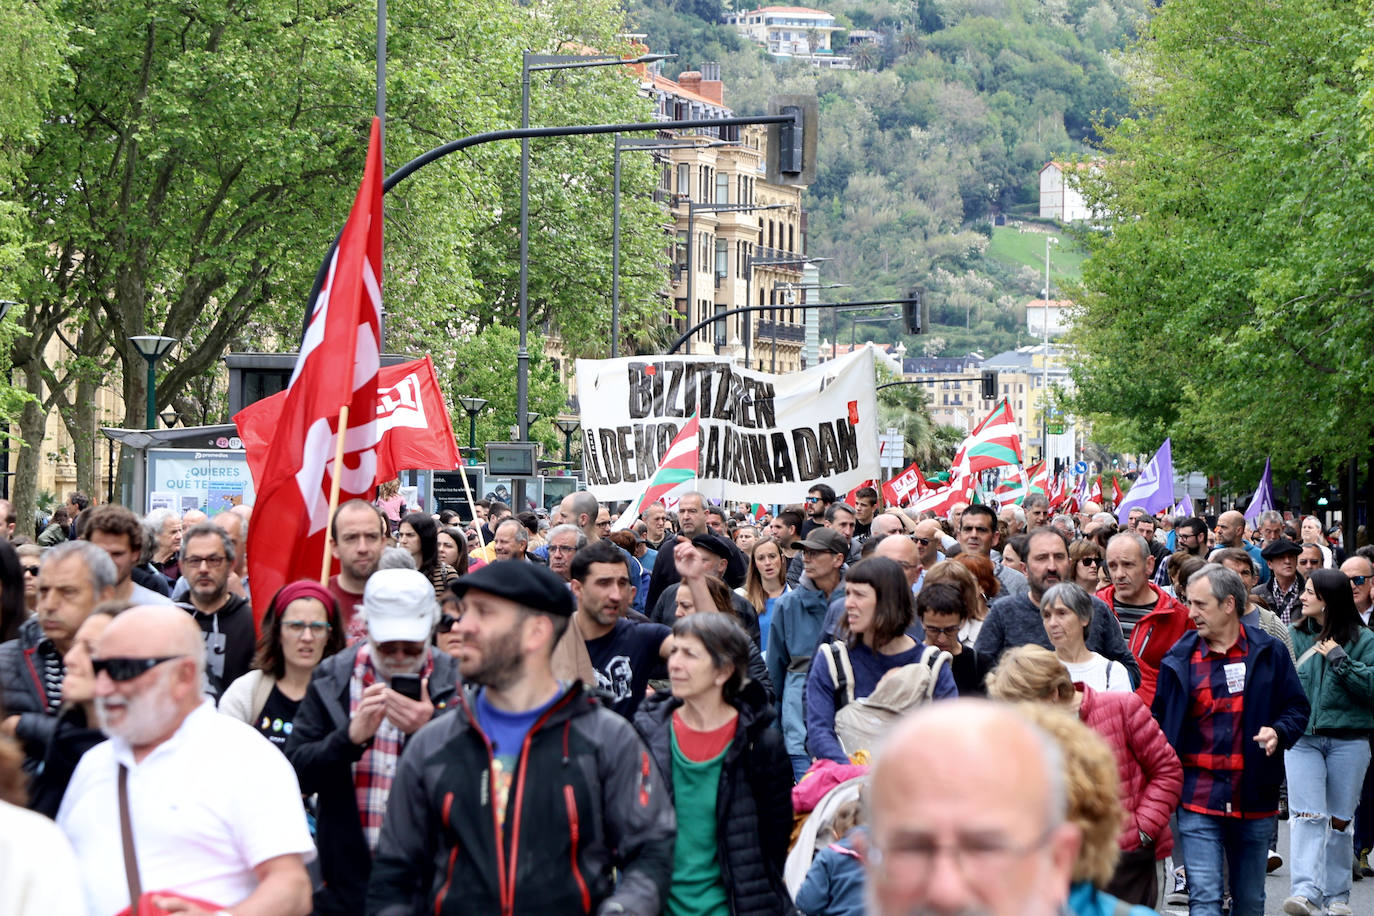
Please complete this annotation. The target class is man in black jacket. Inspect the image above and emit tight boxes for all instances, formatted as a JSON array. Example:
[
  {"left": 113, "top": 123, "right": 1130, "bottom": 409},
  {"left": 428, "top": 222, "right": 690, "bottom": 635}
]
[
  {"left": 368, "top": 561, "right": 675, "bottom": 916},
  {"left": 285, "top": 568, "right": 459, "bottom": 916}
]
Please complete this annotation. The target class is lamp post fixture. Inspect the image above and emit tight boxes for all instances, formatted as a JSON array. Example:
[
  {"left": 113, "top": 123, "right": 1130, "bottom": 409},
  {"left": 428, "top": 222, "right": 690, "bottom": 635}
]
[
  {"left": 554, "top": 417, "right": 581, "bottom": 464},
  {"left": 457, "top": 396, "right": 488, "bottom": 451},
  {"left": 517, "top": 52, "right": 672, "bottom": 505},
  {"left": 129, "top": 336, "right": 178, "bottom": 429},
  {"left": 1042, "top": 235, "right": 1058, "bottom": 463},
  {"left": 613, "top": 137, "right": 737, "bottom": 358},
  {"left": 159, "top": 409, "right": 179, "bottom": 428}
]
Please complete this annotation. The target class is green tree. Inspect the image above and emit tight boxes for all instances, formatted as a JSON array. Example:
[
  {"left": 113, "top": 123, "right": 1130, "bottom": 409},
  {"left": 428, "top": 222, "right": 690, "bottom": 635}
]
[
  {"left": 13, "top": 0, "right": 665, "bottom": 521},
  {"left": 1068, "top": 0, "right": 1374, "bottom": 481}
]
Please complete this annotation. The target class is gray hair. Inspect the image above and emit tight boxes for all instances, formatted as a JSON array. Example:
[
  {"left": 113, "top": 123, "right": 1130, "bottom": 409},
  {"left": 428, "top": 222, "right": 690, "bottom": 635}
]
[
  {"left": 1091, "top": 512, "right": 1115, "bottom": 527},
  {"left": 42, "top": 540, "right": 117, "bottom": 593},
  {"left": 143, "top": 507, "right": 178, "bottom": 538},
  {"left": 1050, "top": 514, "right": 1076, "bottom": 533},
  {"left": 547, "top": 523, "right": 588, "bottom": 549},
  {"left": 1003, "top": 504, "right": 1026, "bottom": 525},
  {"left": 1108, "top": 530, "right": 1151, "bottom": 565},
  {"left": 378, "top": 546, "right": 417, "bottom": 570},
  {"left": 1023, "top": 493, "right": 1049, "bottom": 512},
  {"left": 1040, "top": 581, "right": 1094, "bottom": 627},
  {"left": 182, "top": 522, "right": 235, "bottom": 564},
  {"left": 1189, "top": 563, "right": 1248, "bottom": 617},
  {"left": 496, "top": 517, "right": 529, "bottom": 545},
  {"left": 1256, "top": 510, "right": 1283, "bottom": 527}
]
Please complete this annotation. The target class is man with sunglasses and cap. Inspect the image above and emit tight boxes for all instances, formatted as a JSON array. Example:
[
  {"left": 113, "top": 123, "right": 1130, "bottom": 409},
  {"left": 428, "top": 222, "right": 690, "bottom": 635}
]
[
  {"left": 58, "top": 604, "right": 314, "bottom": 916},
  {"left": 368, "top": 560, "right": 675, "bottom": 915},
  {"left": 286, "top": 568, "right": 460, "bottom": 916}
]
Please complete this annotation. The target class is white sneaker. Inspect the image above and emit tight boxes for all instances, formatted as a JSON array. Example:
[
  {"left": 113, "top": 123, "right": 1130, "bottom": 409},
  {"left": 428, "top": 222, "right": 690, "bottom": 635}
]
[
  {"left": 1325, "top": 902, "right": 1354, "bottom": 916},
  {"left": 1164, "top": 866, "right": 1188, "bottom": 906},
  {"left": 1268, "top": 848, "right": 1283, "bottom": 872},
  {"left": 1280, "top": 896, "right": 1320, "bottom": 916}
]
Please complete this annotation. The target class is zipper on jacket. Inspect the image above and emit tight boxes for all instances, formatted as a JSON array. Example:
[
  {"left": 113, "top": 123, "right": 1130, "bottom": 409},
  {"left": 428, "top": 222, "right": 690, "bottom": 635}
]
[
  {"left": 434, "top": 792, "right": 459, "bottom": 915},
  {"left": 455, "top": 692, "right": 511, "bottom": 915},
  {"left": 501, "top": 688, "right": 579, "bottom": 916},
  {"left": 564, "top": 784, "right": 592, "bottom": 913}
]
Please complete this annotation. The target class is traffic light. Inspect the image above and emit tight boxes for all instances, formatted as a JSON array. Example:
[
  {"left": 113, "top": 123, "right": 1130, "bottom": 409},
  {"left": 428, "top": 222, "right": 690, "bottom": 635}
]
[
  {"left": 766, "top": 95, "right": 818, "bottom": 186},
  {"left": 904, "top": 289, "right": 924, "bottom": 335},
  {"left": 980, "top": 370, "right": 998, "bottom": 400}
]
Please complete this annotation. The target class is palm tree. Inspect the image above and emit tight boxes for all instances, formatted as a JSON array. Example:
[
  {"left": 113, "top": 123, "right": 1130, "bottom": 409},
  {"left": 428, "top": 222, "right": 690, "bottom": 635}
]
[{"left": 851, "top": 41, "right": 879, "bottom": 71}]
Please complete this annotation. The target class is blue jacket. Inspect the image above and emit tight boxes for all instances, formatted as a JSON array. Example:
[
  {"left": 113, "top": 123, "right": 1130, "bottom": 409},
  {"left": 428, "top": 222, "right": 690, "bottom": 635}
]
[
  {"left": 1151, "top": 623, "right": 1309, "bottom": 815},
  {"left": 767, "top": 577, "right": 845, "bottom": 757},
  {"left": 1067, "top": 881, "right": 1158, "bottom": 916},
  {"left": 795, "top": 828, "right": 865, "bottom": 916}
]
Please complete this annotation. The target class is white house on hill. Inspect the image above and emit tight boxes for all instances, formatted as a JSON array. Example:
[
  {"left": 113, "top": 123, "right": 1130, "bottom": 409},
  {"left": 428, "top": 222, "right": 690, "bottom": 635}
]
[{"left": 1039, "top": 161, "right": 1098, "bottom": 222}]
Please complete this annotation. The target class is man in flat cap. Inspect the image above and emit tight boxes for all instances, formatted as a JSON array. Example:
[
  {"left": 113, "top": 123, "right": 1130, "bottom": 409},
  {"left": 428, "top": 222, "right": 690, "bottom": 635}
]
[
  {"left": 646, "top": 533, "right": 761, "bottom": 643},
  {"left": 286, "top": 569, "right": 460, "bottom": 916},
  {"left": 368, "top": 560, "right": 676, "bottom": 915},
  {"left": 1255, "top": 537, "right": 1305, "bottom": 626}
]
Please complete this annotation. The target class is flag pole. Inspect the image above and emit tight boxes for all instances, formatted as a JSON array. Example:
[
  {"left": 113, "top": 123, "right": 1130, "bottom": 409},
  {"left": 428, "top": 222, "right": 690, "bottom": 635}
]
[
  {"left": 319, "top": 406, "right": 352, "bottom": 584},
  {"left": 457, "top": 464, "right": 486, "bottom": 550}
]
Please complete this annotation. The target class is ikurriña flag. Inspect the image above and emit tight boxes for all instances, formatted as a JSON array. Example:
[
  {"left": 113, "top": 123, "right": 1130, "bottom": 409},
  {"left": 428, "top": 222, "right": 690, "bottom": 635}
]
[
  {"left": 612, "top": 413, "right": 700, "bottom": 531},
  {"left": 953, "top": 399, "right": 1024, "bottom": 475},
  {"left": 233, "top": 118, "right": 385, "bottom": 629}
]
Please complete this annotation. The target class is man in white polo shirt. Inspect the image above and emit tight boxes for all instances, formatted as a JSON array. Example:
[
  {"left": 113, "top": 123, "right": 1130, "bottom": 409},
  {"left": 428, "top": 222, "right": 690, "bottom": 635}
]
[{"left": 57, "top": 604, "right": 314, "bottom": 916}]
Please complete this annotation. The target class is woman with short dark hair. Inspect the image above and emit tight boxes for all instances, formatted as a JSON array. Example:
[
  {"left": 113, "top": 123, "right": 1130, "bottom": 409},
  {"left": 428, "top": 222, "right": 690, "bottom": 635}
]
[
  {"left": 1283, "top": 569, "right": 1374, "bottom": 916},
  {"left": 1040, "top": 582, "right": 1131, "bottom": 693},
  {"left": 804, "top": 557, "right": 957, "bottom": 763},
  {"left": 437, "top": 526, "right": 469, "bottom": 577},
  {"left": 632, "top": 613, "right": 794, "bottom": 915},
  {"left": 398, "top": 511, "right": 457, "bottom": 600}
]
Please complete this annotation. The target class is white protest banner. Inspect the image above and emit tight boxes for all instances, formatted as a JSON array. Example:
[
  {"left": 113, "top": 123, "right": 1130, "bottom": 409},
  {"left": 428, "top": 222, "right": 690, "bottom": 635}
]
[{"left": 575, "top": 347, "right": 880, "bottom": 503}]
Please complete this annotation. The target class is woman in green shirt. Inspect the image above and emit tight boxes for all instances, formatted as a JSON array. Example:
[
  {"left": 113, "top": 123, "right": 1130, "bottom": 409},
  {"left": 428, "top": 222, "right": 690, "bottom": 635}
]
[{"left": 633, "top": 612, "right": 796, "bottom": 915}]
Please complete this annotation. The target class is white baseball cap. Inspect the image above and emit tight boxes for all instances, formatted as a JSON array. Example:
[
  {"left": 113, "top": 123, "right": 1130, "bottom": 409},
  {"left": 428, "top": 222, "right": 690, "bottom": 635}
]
[{"left": 363, "top": 568, "right": 439, "bottom": 643}]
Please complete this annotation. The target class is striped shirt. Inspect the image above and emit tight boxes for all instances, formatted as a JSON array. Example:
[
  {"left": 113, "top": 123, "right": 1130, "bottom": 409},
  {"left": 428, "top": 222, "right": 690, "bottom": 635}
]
[{"left": 1178, "top": 628, "right": 1272, "bottom": 818}]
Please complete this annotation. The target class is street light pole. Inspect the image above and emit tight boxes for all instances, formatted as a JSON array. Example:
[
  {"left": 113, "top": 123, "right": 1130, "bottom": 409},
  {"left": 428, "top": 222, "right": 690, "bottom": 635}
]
[
  {"left": 517, "top": 52, "right": 672, "bottom": 507},
  {"left": 129, "top": 336, "right": 179, "bottom": 429},
  {"left": 686, "top": 201, "right": 790, "bottom": 356},
  {"left": 613, "top": 137, "right": 738, "bottom": 359},
  {"left": 458, "top": 396, "right": 488, "bottom": 451},
  {"left": 1042, "top": 235, "right": 1058, "bottom": 464},
  {"left": 554, "top": 417, "right": 580, "bottom": 464}
]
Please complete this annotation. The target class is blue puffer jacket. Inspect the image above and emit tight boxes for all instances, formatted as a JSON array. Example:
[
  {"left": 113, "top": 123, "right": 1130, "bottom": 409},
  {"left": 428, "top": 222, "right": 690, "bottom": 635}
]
[
  {"left": 1152, "top": 624, "right": 1310, "bottom": 815},
  {"left": 766, "top": 577, "right": 845, "bottom": 757}
]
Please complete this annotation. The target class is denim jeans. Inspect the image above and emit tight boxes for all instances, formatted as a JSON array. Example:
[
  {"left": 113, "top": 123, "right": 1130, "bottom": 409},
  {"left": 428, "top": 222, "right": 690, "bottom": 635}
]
[
  {"left": 1285, "top": 734, "right": 1373, "bottom": 906},
  {"left": 790, "top": 753, "right": 811, "bottom": 782},
  {"left": 1176, "top": 808, "right": 1273, "bottom": 916}
]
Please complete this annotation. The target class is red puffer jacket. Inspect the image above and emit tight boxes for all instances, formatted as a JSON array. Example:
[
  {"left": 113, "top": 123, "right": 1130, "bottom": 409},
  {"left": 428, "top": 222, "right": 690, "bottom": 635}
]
[
  {"left": 1077, "top": 683, "right": 1183, "bottom": 858},
  {"left": 1098, "top": 582, "right": 1192, "bottom": 708}
]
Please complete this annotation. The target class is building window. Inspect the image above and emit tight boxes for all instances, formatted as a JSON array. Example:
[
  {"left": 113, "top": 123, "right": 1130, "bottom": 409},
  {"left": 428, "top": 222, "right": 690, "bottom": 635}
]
[
  {"left": 715, "top": 238, "right": 728, "bottom": 279},
  {"left": 676, "top": 163, "right": 689, "bottom": 198},
  {"left": 716, "top": 172, "right": 729, "bottom": 205},
  {"left": 787, "top": 223, "right": 794, "bottom": 252}
]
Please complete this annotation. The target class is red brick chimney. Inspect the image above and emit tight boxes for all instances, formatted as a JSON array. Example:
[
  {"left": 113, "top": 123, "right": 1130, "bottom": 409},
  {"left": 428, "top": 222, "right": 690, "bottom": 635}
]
[{"left": 677, "top": 70, "right": 703, "bottom": 96}]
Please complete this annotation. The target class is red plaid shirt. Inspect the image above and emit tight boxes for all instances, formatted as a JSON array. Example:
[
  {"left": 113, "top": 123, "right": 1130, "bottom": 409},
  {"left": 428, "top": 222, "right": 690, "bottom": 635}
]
[
  {"left": 1178, "top": 628, "right": 1273, "bottom": 818},
  {"left": 350, "top": 644, "right": 434, "bottom": 849}
]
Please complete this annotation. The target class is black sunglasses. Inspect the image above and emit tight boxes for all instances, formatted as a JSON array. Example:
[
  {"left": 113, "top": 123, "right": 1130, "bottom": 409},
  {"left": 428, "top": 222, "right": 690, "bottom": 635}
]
[
  {"left": 22, "top": 565, "right": 40, "bottom": 576},
  {"left": 1351, "top": 575, "right": 1369, "bottom": 586},
  {"left": 92, "top": 655, "right": 184, "bottom": 682},
  {"left": 436, "top": 615, "right": 461, "bottom": 633}
]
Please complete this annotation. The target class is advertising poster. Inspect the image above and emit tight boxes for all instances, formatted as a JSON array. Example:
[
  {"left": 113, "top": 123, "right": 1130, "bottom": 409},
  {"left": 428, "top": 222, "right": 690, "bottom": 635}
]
[{"left": 146, "top": 449, "right": 254, "bottom": 515}]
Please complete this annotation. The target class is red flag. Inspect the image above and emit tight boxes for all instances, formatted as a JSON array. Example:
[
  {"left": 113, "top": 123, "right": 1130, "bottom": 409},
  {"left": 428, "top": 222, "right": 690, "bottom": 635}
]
[
  {"left": 1111, "top": 475, "right": 1124, "bottom": 508},
  {"left": 844, "top": 480, "right": 875, "bottom": 507},
  {"left": 1089, "top": 476, "right": 1104, "bottom": 505},
  {"left": 238, "top": 356, "right": 461, "bottom": 486},
  {"left": 234, "top": 118, "right": 385, "bottom": 628},
  {"left": 882, "top": 463, "right": 926, "bottom": 507}
]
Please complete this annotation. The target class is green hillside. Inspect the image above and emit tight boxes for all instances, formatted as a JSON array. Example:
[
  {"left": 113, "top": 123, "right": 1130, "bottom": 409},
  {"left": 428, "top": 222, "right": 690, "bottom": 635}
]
[
  {"left": 986, "top": 225, "right": 1086, "bottom": 290},
  {"left": 630, "top": 0, "right": 1148, "bottom": 356}
]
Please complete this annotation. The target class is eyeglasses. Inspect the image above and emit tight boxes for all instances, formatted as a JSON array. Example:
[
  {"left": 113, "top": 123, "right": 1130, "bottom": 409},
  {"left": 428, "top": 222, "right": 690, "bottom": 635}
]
[
  {"left": 22, "top": 565, "right": 40, "bottom": 576},
  {"left": 870, "top": 824, "right": 1056, "bottom": 884},
  {"left": 183, "top": 555, "right": 228, "bottom": 569},
  {"left": 436, "top": 615, "right": 461, "bottom": 633},
  {"left": 548, "top": 544, "right": 578, "bottom": 554},
  {"left": 283, "top": 620, "right": 332, "bottom": 636},
  {"left": 375, "top": 641, "right": 426, "bottom": 657},
  {"left": 1079, "top": 557, "right": 1103, "bottom": 567},
  {"left": 1351, "top": 576, "right": 1369, "bottom": 586},
  {"left": 923, "top": 624, "right": 962, "bottom": 638},
  {"left": 91, "top": 656, "right": 184, "bottom": 682},
  {"left": 804, "top": 496, "right": 821, "bottom": 504},
  {"left": 913, "top": 537, "right": 931, "bottom": 546}
]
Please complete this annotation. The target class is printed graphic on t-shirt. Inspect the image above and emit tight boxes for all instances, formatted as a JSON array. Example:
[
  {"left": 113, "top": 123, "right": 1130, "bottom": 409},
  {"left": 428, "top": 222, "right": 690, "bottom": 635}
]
[{"left": 596, "top": 655, "right": 635, "bottom": 702}]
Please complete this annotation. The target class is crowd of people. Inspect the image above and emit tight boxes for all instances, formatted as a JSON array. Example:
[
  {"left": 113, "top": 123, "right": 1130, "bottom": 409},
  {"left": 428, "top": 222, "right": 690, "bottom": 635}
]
[{"left": 1, "top": 482, "right": 1372, "bottom": 916}]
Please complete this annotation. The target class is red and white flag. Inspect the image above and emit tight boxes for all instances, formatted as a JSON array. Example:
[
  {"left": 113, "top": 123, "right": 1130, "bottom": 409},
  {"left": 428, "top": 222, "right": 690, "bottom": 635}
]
[
  {"left": 1089, "top": 476, "right": 1104, "bottom": 505},
  {"left": 612, "top": 414, "right": 700, "bottom": 531},
  {"left": 234, "top": 118, "right": 385, "bottom": 627},
  {"left": 882, "top": 462, "right": 926, "bottom": 507},
  {"left": 910, "top": 473, "right": 975, "bottom": 517},
  {"left": 238, "top": 356, "right": 461, "bottom": 485}
]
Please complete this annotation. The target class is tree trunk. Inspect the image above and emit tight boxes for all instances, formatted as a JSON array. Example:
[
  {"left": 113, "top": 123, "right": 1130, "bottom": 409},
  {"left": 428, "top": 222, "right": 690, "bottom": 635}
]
[{"left": 12, "top": 361, "right": 48, "bottom": 539}]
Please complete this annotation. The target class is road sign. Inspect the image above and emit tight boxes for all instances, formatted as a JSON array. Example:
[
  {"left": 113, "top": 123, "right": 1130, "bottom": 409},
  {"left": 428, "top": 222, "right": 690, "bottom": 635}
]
[{"left": 1074, "top": 461, "right": 1088, "bottom": 476}]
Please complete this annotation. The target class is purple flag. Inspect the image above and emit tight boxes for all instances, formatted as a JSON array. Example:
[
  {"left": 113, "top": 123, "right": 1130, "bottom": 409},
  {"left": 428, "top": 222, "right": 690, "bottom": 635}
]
[
  {"left": 1243, "top": 457, "right": 1274, "bottom": 523},
  {"left": 1116, "top": 439, "right": 1175, "bottom": 524}
]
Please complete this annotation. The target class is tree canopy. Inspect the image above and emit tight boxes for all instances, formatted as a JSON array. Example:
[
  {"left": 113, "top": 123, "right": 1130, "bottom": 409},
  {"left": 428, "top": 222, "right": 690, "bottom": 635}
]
[{"left": 1067, "top": 0, "right": 1374, "bottom": 481}]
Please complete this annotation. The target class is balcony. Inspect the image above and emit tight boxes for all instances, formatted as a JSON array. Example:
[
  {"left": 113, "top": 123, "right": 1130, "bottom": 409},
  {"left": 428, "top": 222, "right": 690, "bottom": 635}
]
[
  {"left": 755, "top": 320, "right": 805, "bottom": 343},
  {"left": 751, "top": 246, "right": 804, "bottom": 272}
]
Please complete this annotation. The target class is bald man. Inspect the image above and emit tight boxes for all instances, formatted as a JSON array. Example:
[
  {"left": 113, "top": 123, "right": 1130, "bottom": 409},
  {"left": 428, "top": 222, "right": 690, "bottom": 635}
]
[
  {"left": 58, "top": 605, "right": 314, "bottom": 915},
  {"left": 866, "top": 700, "right": 1080, "bottom": 916},
  {"left": 1209, "top": 509, "right": 1270, "bottom": 584}
]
